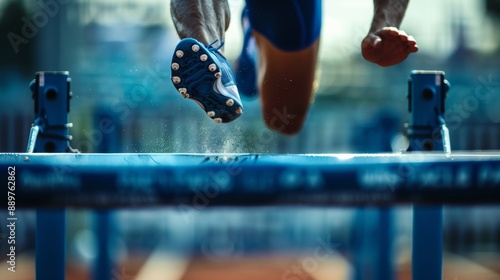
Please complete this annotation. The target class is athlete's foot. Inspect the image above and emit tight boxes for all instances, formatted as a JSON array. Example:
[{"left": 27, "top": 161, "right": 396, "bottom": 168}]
[
  {"left": 171, "top": 38, "right": 243, "bottom": 123},
  {"left": 361, "top": 27, "right": 418, "bottom": 67}
]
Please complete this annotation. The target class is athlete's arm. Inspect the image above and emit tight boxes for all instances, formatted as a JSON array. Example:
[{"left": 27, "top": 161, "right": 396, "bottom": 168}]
[{"left": 370, "top": 0, "right": 410, "bottom": 32}]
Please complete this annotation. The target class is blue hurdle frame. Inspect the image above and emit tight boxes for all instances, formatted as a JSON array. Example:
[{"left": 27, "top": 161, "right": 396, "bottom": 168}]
[
  {"left": 22, "top": 71, "right": 451, "bottom": 280},
  {"left": 408, "top": 70, "right": 450, "bottom": 280},
  {"left": 30, "top": 72, "right": 72, "bottom": 280}
]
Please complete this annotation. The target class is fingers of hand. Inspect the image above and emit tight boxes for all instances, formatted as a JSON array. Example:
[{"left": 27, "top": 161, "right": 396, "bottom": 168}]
[
  {"left": 398, "top": 30, "right": 408, "bottom": 41},
  {"left": 382, "top": 29, "right": 419, "bottom": 54},
  {"left": 405, "top": 35, "right": 418, "bottom": 52},
  {"left": 406, "top": 35, "right": 417, "bottom": 45},
  {"left": 379, "top": 27, "right": 400, "bottom": 37},
  {"left": 378, "top": 28, "right": 417, "bottom": 45},
  {"left": 362, "top": 34, "right": 382, "bottom": 49},
  {"left": 408, "top": 44, "right": 419, "bottom": 53},
  {"left": 372, "top": 37, "right": 382, "bottom": 48}
]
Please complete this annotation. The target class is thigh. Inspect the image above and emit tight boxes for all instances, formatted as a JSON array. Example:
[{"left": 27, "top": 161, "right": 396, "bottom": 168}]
[{"left": 244, "top": 0, "right": 322, "bottom": 51}]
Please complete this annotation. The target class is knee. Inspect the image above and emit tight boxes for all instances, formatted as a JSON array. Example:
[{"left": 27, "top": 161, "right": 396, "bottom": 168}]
[{"left": 263, "top": 106, "right": 307, "bottom": 136}]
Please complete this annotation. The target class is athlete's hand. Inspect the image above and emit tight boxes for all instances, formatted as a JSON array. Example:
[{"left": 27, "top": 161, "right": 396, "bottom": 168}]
[{"left": 361, "top": 27, "right": 418, "bottom": 67}]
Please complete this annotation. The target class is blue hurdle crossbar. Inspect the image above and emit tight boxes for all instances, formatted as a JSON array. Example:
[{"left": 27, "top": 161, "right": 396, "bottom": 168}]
[{"left": 1, "top": 152, "right": 500, "bottom": 208}]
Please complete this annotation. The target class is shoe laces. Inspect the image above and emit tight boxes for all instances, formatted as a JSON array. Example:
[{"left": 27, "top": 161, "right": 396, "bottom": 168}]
[{"left": 206, "top": 39, "right": 225, "bottom": 52}]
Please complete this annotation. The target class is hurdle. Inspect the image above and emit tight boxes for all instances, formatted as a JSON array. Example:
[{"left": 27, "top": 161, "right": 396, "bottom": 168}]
[{"left": 1, "top": 71, "right": 500, "bottom": 280}]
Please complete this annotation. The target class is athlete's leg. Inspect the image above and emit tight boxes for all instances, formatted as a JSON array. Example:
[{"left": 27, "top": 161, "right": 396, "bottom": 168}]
[
  {"left": 254, "top": 35, "right": 320, "bottom": 135},
  {"left": 170, "top": 0, "right": 230, "bottom": 45},
  {"left": 246, "top": 0, "right": 322, "bottom": 135}
]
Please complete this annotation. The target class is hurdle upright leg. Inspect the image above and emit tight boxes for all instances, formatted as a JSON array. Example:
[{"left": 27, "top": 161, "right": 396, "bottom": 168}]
[
  {"left": 412, "top": 206, "right": 443, "bottom": 279},
  {"left": 408, "top": 70, "right": 450, "bottom": 280},
  {"left": 94, "top": 211, "right": 113, "bottom": 280},
  {"left": 30, "top": 72, "right": 72, "bottom": 280},
  {"left": 36, "top": 211, "right": 66, "bottom": 280}
]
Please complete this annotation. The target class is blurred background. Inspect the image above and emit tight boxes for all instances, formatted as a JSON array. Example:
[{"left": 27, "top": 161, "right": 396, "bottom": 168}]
[{"left": 0, "top": 0, "right": 499, "bottom": 279}]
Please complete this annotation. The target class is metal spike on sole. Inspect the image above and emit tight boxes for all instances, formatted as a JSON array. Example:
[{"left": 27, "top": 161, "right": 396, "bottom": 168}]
[
  {"left": 235, "top": 107, "right": 243, "bottom": 115},
  {"left": 191, "top": 44, "right": 200, "bottom": 52},
  {"left": 226, "top": 99, "right": 234, "bottom": 106},
  {"left": 207, "top": 111, "right": 215, "bottom": 117},
  {"left": 175, "top": 50, "right": 184, "bottom": 58},
  {"left": 208, "top": 64, "right": 217, "bottom": 72},
  {"left": 178, "top": 88, "right": 189, "bottom": 98},
  {"left": 172, "top": 76, "right": 181, "bottom": 84},
  {"left": 214, "top": 72, "right": 221, "bottom": 78},
  {"left": 200, "top": 54, "right": 208, "bottom": 61},
  {"left": 171, "top": 62, "right": 179, "bottom": 70},
  {"left": 213, "top": 118, "right": 223, "bottom": 123}
]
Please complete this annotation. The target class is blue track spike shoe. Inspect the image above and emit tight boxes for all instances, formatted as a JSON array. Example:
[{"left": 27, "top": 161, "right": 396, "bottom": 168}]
[
  {"left": 171, "top": 38, "right": 243, "bottom": 123},
  {"left": 234, "top": 8, "right": 258, "bottom": 98}
]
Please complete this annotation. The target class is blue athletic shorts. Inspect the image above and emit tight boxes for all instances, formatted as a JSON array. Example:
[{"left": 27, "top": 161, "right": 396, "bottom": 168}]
[{"left": 244, "top": 0, "right": 322, "bottom": 51}]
